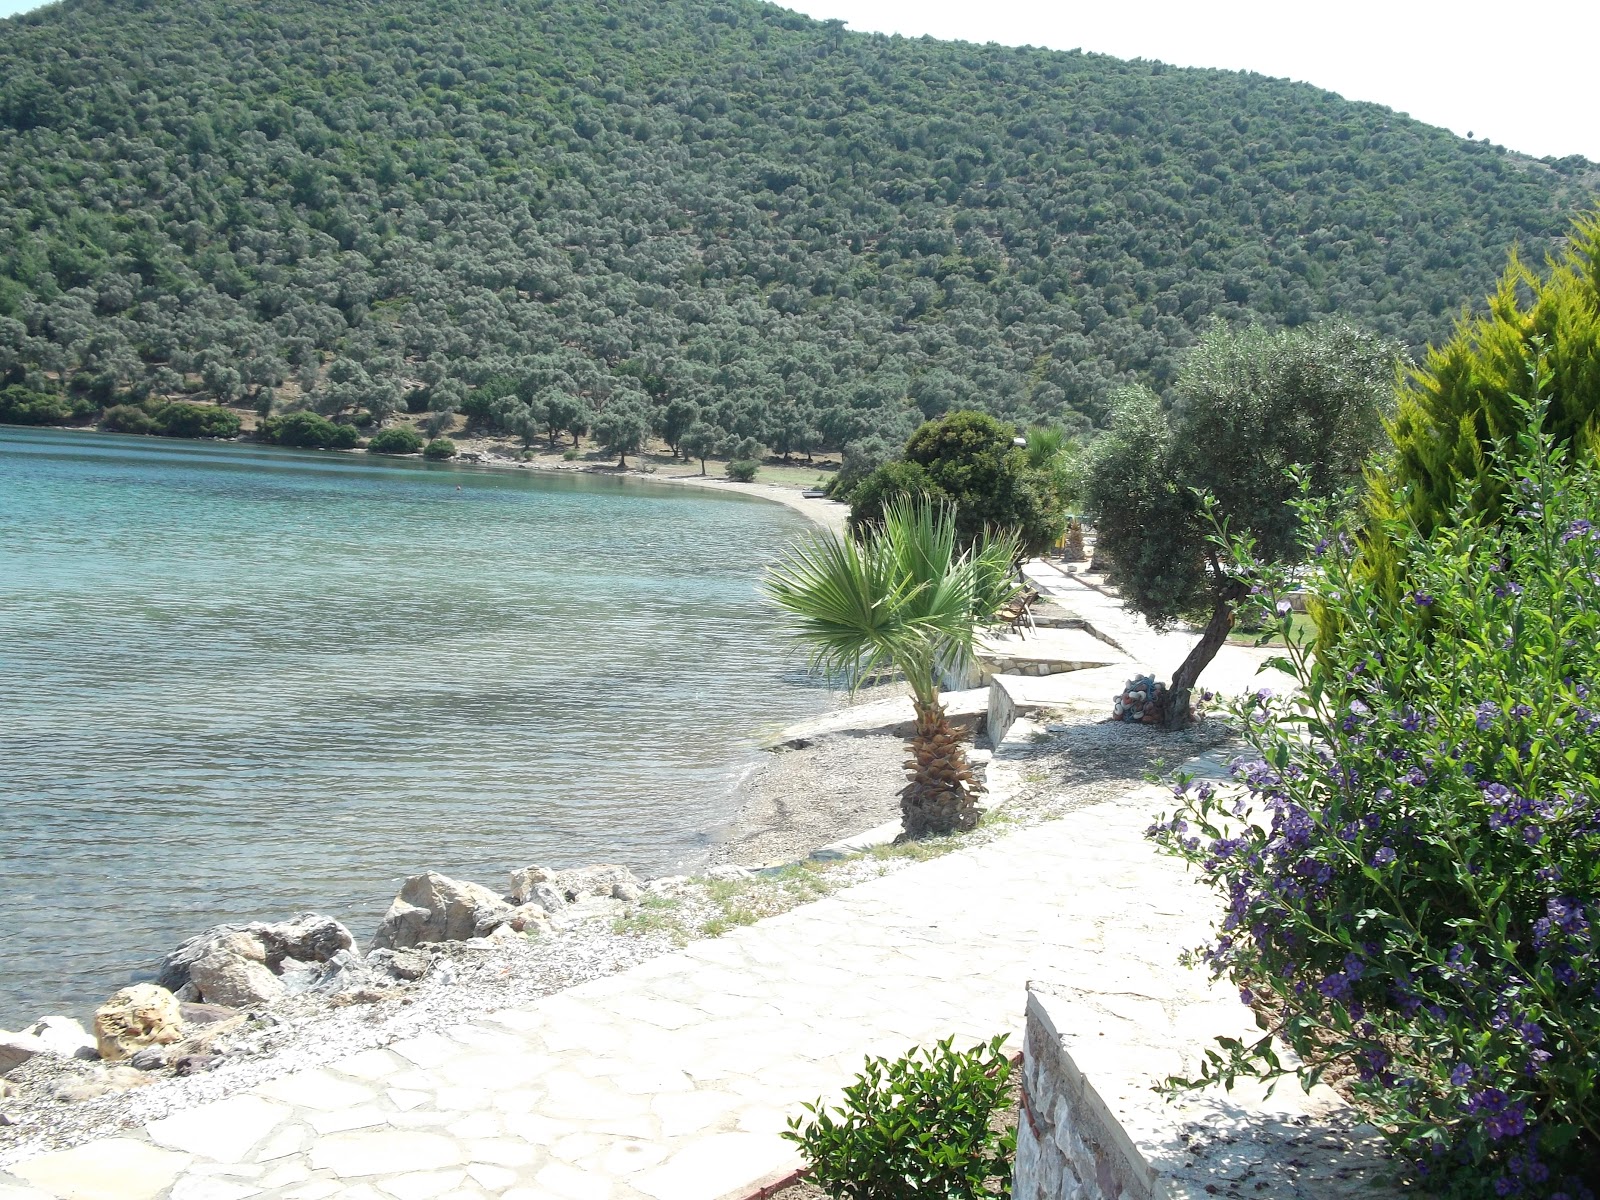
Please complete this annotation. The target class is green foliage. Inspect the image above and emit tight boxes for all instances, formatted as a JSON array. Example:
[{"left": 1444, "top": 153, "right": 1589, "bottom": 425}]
[
  {"left": 423, "top": 436, "right": 456, "bottom": 459},
  {"left": 366, "top": 425, "right": 424, "bottom": 455},
  {"left": 725, "top": 457, "right": 759, "bottom": 482},
  {"left": 1358, "top": 210, "right": 1600, "bottom": 605},
  {"left": 0, "top": 0, "right": 1591, "bottom": 450},
  {"left": 152, "top": 401, "right": 240, "bottom": 438},
  {"left": 679, "top": 421, "right": 718, "bottom": 474},
  {"left": 98, "top": 402, "right": 155, "bottom": 434},
  {"left": 0, "top": 384, "right": 91, "bottom": 425},
  {"left": 846, "top": 460, "right": 943, "bottom": 533},
  {"left": 893, "top": 410, "right": 1062, "bottom": 555},
  {"left": 99, "top": 398, "right": 239, "bottom": 438},
  {"left": 593, "top": 398, "right": 649, "bottom": 466},
  {"left": 784, "top": 1035, "right": 1016, "bottom": 1200},
  {"left": 1086, "top": 322, "right": 1394, "bottom": 629},
  {"left": 827, "top": 435, "right": 897, "bottom": 501},
  {"left": 260, "top": 410, "right": 360, "bottom": 450},
  {"left": 1152, "top": 407, "right": 1600, "bottom": 1198},
  {"left": 765, "top": 500, "right": 1020, "bottom": 712}
]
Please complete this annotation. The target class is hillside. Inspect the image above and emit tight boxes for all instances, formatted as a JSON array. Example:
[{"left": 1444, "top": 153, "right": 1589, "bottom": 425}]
[{"left": 0, "top": 0, "right": 1594, "bottom": 454}]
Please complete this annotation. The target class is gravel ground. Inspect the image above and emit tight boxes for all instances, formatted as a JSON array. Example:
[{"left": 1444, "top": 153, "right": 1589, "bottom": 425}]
[
  {"left": 0, "top": 707, "right": 1243, "bottom": 1168},
  {"left": 707, "top": 733, "right": 909, "bottom": 867}
]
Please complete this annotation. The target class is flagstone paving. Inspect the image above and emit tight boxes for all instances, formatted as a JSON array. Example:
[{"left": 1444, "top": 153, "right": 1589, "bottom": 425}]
[{"left": 0, "top": 779, "right": 1364, "bottom": 1200}]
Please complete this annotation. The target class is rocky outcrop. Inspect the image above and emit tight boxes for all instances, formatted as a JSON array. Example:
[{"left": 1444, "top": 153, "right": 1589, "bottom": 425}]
[
  {"left": 371, "top": 871, "right": 521, "bottom": 950},
  {"left": 93, "top": 984, "right": 185, "bottom": 1063},
  {"left": 510, "top": 864, "right": 644, "bottom": 910},
  {"left": 157, "top": 913, "right": 353, "bottom": 995},
  {"left": 188, "top": 931, "right": 284, "bottom": 1007},
  {"left": 156, "top": 913, "right": 355, "bottom": 1007}
]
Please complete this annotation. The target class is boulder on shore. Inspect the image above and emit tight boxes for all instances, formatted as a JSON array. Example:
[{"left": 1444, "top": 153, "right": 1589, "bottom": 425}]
[
  {"left": 93, "top": 984, "right": 185, "bottom": 1063},
  {"left": 370, "top": 871, "right": 518, "bottom": 950},
  {"left": 157, "top": 913, "right": 353, "bottom": 995},
  {"left": 509, "top": 864, "right": 644, "bottom": 911},
  {"left": 188, "top": 931, "right": 284, "bottom": 1008}
]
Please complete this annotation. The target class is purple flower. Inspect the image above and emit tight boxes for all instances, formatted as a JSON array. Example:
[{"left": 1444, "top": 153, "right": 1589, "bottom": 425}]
[
  {"left": 1561, "top": 518, "right": 1594, "bottom": 543},
  {"left": 1371, "top": 846, "right": 1397, "bottom": 867},
  {"left": 1412, "top": 590, "right": 1435, "bottom": 607},
  {"left": 1450, "top": 1063, "right": 1473, "bottom": 1087},
  {"left": 1475, "top": 702, "right": 1499, "bottom": 731}
]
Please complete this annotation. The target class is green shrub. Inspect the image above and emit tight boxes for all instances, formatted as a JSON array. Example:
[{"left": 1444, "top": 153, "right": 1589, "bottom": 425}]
[
  {"left": 1151, "top": 397, "right": 1600, "bottom": 1198},
  {"left": 423, "top": 436, "right": 456, "bottom": 459},
  {"left": 99, "top": 403, "right": 158, "bottom": 434},
  {"left": 901, "top": 410, "right": 1062, "bottom": 555},
  {"left": 366, "top": 425, "right": 424, "bottom": 454},
  {"left": 0, "top": 385, "right": 92, "bottom": 425},
  {"left": 152, "top": 401, "right": 239, "bottom": 438},
  {"left": 562, "top": 448, "right": 579, "bottom": 461},
  {"left": 725, "top": 457, "right": 759, "bottom": 482},
  {"left": 846, "top": 459, "right": 944, "bottom": 534},
  {"left": 784, "top": 1036, "right": 1015, "bottom": 1199},
  {"left": 101, "top": 399, "right": 238, "bottom": 438},
  {"left": 259, "top": 410, "right": 360, "bottom": 449}
]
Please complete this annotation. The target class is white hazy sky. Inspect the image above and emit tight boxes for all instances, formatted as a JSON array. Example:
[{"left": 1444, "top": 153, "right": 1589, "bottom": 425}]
[
  {"left": 783, "top": 0, "right": 1600, "bottom": 162},
  {"left": 1, "top": 0, "right": 1595, "bottom": 162}
]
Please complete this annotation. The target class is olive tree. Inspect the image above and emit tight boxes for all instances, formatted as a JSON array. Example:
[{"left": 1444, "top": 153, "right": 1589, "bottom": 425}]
[{"left": 1084, "top": 322, "right": 1395, "bottom": 726}]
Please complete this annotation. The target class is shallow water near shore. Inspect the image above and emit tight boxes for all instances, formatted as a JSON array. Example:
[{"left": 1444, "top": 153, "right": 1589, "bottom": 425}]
[{"left": 0, "top": 426, "right": 828, "bottom": 1024}]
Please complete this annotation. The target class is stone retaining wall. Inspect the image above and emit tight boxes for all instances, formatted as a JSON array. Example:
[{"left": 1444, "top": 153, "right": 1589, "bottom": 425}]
[
  {"left": 1011, "top": 981, "right": 1399, "bottom": 1200},
  {"left": 1013, "top": 985, "right": 1155, "bottom": 1199}
]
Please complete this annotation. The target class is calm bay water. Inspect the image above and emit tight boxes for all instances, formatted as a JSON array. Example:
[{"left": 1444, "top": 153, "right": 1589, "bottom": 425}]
[{"left": 0, "top": 427, "right": 827, "bottom": 1024}]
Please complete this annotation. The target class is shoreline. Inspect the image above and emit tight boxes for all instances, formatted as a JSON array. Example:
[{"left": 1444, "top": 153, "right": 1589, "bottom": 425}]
[
  {"left": 4, "top": 421, "right": 850, "bottom": 533},
  {"left": 0, "top": 423, "right": 868, "bottom": 1022}
]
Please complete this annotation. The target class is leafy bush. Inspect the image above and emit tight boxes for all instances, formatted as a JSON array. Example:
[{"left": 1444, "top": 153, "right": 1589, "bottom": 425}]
[
  {"left": 99, "top": 402, "right": 157, "bottom": 434},
  {"left": 259, "top": 410, "right": 360, "bottom": 449},
  {"left": 152, "top": 401, "right": 239, "bottom": 438},
  {"left": 846, "top": 460, "right": 944, "bottom": 533},
  {"left": 423, "top": 436, "right": 456, "bottom": 459},
  {"left": 0, "top": 384, "right": 92, "bottom": 425},
  {"left": 900, "top": 410, "right": 1062, "bottom": 556},
  {"left": 100, "top": 399, "right": 239, "bottom": 438},
  {"left": 366, "top": 425, "right": 424, "bottom": 454},
  {"left": 1151, "top": 399, "right": 1600, "bottom": 1198},
  {"left": 784, "top": 1035, "right": 1016, "bottom": 1199},
  {"left": 725, "top": 457, "right": 759, "bottom": 482}
]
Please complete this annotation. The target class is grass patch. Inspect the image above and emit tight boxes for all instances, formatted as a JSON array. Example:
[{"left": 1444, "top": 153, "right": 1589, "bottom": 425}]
[{"left": 1227, "top": 610, "right": 1315, "bottom": 646}]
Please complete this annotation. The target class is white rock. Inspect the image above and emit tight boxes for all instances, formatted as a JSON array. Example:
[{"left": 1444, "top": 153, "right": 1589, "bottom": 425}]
[
  {"left": 26, "top": 1016, "right": 98, "bottom": 1061},
  {"left": 702, "top": 865, "right": 753, "bottom": 882}
]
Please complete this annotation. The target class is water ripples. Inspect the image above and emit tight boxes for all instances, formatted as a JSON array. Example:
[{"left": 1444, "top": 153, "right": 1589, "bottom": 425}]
[{"left": 0, "top": 428, "right": 828, "bottom": 1022}]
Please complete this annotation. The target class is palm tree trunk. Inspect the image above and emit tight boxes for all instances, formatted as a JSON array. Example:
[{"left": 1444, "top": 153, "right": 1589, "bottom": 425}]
[{"left": 899, "top": 697, "right": 984, "bottom": 838}]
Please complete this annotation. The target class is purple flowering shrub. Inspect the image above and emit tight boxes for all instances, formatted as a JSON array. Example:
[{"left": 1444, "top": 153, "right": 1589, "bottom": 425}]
[{"left": 1150, "top": 415, "right": 1600, "bottom": 1198}]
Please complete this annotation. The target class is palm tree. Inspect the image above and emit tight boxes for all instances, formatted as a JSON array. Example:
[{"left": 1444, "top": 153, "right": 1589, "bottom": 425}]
[{"left": 765, "top": 500, "right": 1024, "bottom": 839}]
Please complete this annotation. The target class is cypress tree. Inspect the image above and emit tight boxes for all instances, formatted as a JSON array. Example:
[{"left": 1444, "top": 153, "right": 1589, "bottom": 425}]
[{"left": 1365, "top": 210, "right": 1600, "bottom": 567}]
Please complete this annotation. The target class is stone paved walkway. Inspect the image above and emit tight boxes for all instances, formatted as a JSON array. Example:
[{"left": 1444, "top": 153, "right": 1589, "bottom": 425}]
[{"left": 0, "top": 785, "right": 1333, "bottom": 1200}]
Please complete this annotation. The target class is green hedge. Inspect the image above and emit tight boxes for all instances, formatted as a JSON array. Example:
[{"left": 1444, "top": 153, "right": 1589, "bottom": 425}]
[
  {"left": 0, "top": 385, "right": 94, "bottom": 426},
  {"left": 259, "top": 411, "right": 360, "bottom": 449},
  {"left": 367, "top": 425, "right": 424, "bottom": 454},
  {"left": 100, "top": 400, "right": 240, "bottom": 438}
]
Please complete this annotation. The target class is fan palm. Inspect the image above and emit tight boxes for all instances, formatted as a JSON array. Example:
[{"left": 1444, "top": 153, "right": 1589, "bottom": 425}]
[{"left": 764, "top": 500, "right": 1024, "bottom": 839}]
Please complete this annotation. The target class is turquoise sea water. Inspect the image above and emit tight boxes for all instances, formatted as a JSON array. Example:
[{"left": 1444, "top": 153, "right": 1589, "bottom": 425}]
[{"left": 0, "top": 427, "right": 828, "bottom": 1024}]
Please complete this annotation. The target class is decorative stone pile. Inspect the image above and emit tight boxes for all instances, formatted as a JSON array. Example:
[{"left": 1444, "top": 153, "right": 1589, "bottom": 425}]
[{"left": 1112, "top": 673, "right": 1168, "bottom": 724}]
